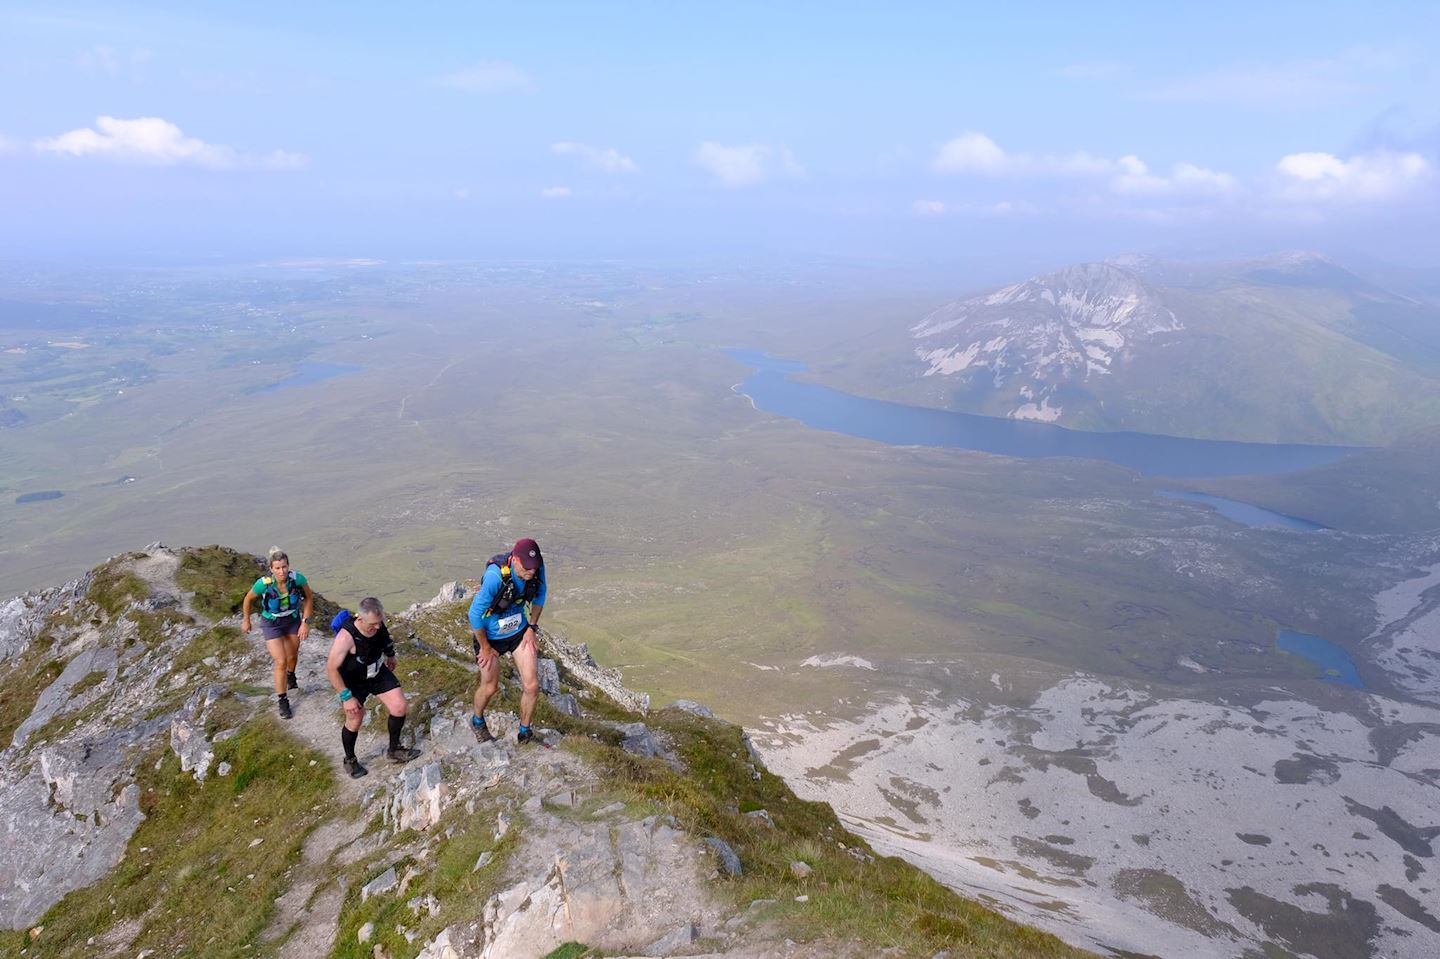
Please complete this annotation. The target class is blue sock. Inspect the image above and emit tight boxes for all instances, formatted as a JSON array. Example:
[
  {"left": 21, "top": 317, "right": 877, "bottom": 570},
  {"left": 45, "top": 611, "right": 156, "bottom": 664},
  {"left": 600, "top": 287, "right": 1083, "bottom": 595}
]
[
  {"left": 472, "top": 714, "right": 486, "bottom": 727},
  {"left": 519, "top": 724, "right": 531, "bottom": 733}
]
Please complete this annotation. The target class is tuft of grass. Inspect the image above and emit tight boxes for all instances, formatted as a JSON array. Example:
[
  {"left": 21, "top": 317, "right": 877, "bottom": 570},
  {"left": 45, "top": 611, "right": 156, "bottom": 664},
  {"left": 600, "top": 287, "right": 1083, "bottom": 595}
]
[
  {"left": 0, "top": 717, "right": 335, "bottom": 958},
  {"left": 172, "top": 624, "right": 248, "bottom": 673},
  {"left": 86, "top": 560, "right": 148, "bottom": 616},
  {"left": 0, "top": 637, "right": 63, "bottom": 748},
  {"left": 543, "top": 945, "right": 592, "bottom": 959},
  {"left": 69, "top": 670, "right": 106, "bottom": 694},
  {"left": 175, "top": 545, "right": 263, "bottom": 620}
]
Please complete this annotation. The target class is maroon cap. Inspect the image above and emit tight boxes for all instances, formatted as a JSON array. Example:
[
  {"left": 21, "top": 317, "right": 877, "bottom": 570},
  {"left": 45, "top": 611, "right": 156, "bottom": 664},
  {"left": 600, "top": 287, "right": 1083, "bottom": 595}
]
[{"left": 512, "top": 538, "right": 542, "bottom": 571}]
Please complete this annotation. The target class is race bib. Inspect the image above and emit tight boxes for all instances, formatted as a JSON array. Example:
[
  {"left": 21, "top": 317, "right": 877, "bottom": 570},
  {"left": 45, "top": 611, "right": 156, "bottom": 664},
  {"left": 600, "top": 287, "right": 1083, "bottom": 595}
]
[
  {"left": 496, "top": 612, "right": 523, "bottom": 636},
  {"left": 366, "top": 659, "right": 382, "bottom": 679}
]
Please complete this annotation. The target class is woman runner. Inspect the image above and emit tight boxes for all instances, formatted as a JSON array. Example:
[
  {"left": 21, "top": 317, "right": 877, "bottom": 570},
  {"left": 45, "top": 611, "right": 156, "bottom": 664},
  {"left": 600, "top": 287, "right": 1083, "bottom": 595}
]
[{"left": 241, "top": 547, "right": 314, "bottom": 719}]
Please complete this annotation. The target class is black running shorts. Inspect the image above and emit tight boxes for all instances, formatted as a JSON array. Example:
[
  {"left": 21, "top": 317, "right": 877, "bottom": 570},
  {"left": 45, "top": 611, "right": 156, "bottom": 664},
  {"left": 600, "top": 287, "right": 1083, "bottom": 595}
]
[{"left": 342, "top": 666, "right": 400, "bottom": 705}]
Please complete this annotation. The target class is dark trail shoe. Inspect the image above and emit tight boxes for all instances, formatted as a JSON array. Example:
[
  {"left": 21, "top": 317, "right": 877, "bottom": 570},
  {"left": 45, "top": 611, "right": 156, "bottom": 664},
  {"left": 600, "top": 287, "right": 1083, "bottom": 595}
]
[
  {"left": 471, "top": 717, "right": 494, "bottom": 743},
  {"left": 343, "top": 757, "right": 368, "bottom": 779},
  {"left": 516, "top": 727, "right": 534, "bottom": 745},
  {"left": 286, "top": 671, "right": 299, "bottom": 691},
  {"left": 278, "top": 695, "right": 293, "bottom": 720},
  {"left": 387, "top": 747, "right": 421, "bottom": 763}
]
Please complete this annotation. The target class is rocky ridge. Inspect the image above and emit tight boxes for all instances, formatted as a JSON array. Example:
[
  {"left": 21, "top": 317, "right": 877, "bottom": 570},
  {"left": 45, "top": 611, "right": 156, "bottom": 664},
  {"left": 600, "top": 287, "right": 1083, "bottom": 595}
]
[{"left": 0, "top": 544, "right": 1090, "bottom": 959}]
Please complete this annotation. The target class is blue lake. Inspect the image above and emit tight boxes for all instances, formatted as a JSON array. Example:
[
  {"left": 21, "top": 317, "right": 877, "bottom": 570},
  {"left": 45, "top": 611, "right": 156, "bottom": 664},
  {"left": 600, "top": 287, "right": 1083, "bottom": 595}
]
[
  {"left": 254, "top": 361, "right": 361, "bottom": 395},
  {"left": 1155, "top": 491, "right": 1328, "bottom": 531},
  {"left": 728, "top": 349, "right": 1361, "bottom": 479},
  {"left": 1276, "top": 629, "right": 1365, "bottom": 689}
]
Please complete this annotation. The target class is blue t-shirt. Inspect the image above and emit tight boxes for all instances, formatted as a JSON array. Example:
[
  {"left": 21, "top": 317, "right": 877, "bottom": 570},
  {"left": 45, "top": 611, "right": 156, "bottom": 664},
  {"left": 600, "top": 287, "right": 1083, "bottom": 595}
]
[{"left": 467, "top": 563, "right": 547, "bottom": 641}]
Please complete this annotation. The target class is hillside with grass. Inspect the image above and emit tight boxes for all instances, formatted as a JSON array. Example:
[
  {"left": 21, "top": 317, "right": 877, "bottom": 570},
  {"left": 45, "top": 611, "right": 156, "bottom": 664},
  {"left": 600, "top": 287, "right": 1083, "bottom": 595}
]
[{"left": 0, "top": 544, "right": 1096, "bottom": 959}]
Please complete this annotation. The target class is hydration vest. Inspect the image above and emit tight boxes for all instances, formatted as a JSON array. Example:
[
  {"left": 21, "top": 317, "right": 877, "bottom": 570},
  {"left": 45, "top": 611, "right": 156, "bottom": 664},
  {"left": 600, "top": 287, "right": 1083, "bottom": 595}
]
[
  {"left": 338, "top": 617, "right": 395, "bottom": 682},
  {"left": 484, "top": 552, "right": 541, "bottom": 617},
  {"left": 260, "top": 572, "right": 304, "bottom": 618}
]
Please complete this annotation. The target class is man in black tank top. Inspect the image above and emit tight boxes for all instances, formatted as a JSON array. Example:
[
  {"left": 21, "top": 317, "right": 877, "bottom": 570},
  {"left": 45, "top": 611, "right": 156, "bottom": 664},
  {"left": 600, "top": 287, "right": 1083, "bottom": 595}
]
[{"left": 324, "top": 596, "right": 420, "bottom": 778}]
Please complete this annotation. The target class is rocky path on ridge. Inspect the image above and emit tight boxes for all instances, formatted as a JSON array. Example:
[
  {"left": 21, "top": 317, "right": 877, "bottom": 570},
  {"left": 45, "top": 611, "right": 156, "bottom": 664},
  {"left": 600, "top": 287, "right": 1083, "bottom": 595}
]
[{"left": 233, "top": 586, "right": 848, "bottom": 959}]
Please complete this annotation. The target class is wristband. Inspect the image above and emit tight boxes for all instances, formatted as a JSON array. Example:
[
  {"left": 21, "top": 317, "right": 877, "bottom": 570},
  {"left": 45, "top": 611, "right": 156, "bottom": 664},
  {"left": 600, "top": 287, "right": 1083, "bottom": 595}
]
[{"left": 338, "top": 689, "right": 353, "bottom": 702}]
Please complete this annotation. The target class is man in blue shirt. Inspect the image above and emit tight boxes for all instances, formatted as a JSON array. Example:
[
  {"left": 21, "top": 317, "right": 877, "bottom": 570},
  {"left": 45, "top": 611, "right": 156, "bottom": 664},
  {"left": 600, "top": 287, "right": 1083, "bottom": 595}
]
[{"left": 468, "top": 538, "right": 548, "bottom": 744}]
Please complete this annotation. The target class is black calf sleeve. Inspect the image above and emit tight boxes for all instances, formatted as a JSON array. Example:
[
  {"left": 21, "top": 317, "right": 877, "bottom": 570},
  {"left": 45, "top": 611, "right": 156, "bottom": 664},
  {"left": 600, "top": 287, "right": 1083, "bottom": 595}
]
[
  {"left": 341, "top": 727, "right": 358, "bottom": 760},
  {"left": 387, "top": 714, "right": 405, "bottom": 751}
]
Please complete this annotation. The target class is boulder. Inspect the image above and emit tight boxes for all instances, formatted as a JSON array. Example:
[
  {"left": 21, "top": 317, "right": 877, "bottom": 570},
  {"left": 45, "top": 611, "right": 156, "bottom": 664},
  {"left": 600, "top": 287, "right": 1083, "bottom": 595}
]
[
  {"left": 618, "top": 723, "right": 661, "bottom": 759},
  {"left": 702, "top": 836, "right": 742, "bottom": 876},
  {"left": 387, "top": 761, "right": 444, "bottom": 833},
  {"left": 548, "top": 693, "right": 581, "bottom": 717},
  {"left": 169, "top": 718, "right": 214, "bottom": 782},
  {"left": 361, "top": 866, "right": 398, "bottom": 901},
  {"left": 537, "top": 658, "right": 561, "bottom": 696}
]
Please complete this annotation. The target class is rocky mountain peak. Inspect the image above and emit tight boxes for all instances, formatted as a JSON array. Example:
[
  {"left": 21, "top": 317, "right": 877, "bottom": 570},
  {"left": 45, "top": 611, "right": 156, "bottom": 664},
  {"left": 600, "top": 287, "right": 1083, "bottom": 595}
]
[{"left": 910, "top": 262, "right": 1180, "bottom": 422}]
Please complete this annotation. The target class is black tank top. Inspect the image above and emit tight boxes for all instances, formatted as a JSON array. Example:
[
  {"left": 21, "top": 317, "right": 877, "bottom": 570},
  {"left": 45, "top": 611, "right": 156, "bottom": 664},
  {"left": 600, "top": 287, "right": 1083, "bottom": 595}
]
[{"left": 340, "top": 621, "right": 394, "bottom": 682}]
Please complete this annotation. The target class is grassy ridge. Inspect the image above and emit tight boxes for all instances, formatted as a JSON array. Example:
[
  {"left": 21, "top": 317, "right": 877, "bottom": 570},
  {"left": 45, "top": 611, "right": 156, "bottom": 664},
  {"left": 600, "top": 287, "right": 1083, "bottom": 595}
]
[{"left": 0, "top": 717, "right": 333, "bottom": 958}]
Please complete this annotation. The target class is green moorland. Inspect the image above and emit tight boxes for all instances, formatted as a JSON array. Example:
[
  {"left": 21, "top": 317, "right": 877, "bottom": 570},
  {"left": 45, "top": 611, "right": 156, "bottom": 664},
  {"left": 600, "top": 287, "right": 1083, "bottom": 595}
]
[
  {"left": 0, "top": 262, "right": 1431, "bottom": 725},
  {"left": 0, "top": 545, "right": 1095, "bottom": 959}
]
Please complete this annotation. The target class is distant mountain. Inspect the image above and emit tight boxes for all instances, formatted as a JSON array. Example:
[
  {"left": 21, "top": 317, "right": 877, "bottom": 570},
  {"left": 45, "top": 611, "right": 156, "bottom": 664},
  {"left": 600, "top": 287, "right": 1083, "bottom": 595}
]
[{"left": 882, "top": 253, "right": 1440, "bottom": 444}]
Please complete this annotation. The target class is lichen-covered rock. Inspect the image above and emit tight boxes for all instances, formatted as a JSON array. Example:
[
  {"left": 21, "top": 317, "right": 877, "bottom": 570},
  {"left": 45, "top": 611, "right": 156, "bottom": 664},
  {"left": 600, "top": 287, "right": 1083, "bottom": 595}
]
[
  {"left": 169, "top": 717, "right": 214, "bottom": 782},
  {"left": 702, "top": 836, "right": 743, "bottom": 876},
  {"left": 537, "top": 658, "right": 561, "bottom": 696},
  {"left": 548, "top": 693, "right": 581, "bottom": 717},
  {"left": 387, "top": 761, "right": 444, "bottom": 833}
]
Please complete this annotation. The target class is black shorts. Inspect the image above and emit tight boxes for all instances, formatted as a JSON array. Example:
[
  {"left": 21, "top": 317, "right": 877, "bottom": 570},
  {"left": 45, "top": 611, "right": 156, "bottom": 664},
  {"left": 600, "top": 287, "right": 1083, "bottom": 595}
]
[
  {"left": 474, "top": 632, "right": 525, "bottom": 659},
  {"left": 341, "top": 666, "right": 400, "bottom": 705},
  {"left": 261, "top": 614, "right": 301, "bottom": 641}
]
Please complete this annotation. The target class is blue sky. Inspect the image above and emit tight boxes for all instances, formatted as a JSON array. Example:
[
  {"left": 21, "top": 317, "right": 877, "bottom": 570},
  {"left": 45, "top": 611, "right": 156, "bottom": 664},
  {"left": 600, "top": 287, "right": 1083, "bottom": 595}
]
[{"left": 1, "top": 1, "right": 1437, "bottom": 268}]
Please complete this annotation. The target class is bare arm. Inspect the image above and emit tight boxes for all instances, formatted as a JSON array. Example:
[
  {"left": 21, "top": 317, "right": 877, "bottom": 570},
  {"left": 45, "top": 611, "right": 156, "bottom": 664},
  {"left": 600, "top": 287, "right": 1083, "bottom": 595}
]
[
  {"left": 299, "top": 584, "right": 314, "bottom": 639},
  {"left": 241, "top": 590, "right": 255, "bottom": 632},
  {"left": 327, "top": 629, "right": 363, "bottom": 718},
  {"left": 325, "top": 630, "right": 352, "bottom": 693}
]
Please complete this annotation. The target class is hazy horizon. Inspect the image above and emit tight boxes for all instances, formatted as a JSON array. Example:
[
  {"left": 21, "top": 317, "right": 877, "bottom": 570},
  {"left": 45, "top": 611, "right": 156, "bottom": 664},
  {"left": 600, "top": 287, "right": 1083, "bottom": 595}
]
[{"left": 1, "top": 2, "right": 1437, "bottom": 272}]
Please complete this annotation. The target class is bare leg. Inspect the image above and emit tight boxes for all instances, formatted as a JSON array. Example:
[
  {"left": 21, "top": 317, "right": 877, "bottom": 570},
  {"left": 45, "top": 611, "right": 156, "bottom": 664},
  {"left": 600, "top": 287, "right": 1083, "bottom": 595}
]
[
  {"left": 283, "top": 633, "right": 300, "bottom": 674},
  {"left": 472, "top": 658, "right": 501, "bottom": 716},
  {"left": 266, "top": 638, "right": 288, "bottom": 695},
  {"left": 375, "top": 687, "right": 408, "bottom": 718},
  {"left": 512, "top": 640, "right": 541, "bottom": 727}
]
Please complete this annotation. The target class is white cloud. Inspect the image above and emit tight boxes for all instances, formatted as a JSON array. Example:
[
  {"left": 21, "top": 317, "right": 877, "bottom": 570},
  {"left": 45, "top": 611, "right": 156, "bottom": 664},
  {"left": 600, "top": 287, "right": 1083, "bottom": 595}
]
[
  {"left": 933, "top": 132, "right": 1113, "bottom": 177},
  {"left": 1275, "top": 148, "right": 1429, "bottom": 202},
  {"left": 437, "top": 61, "right": 533, "bottom": 94},
  {"left": 693, "top": 142, "right": 804, "bottom": 187},
  {"left": 933, "top": 133, "right": 1236, "bottom": 204},
  {"left": 1110, "top": 155, "right": 1236, "bottom": 196},
  {"left": 550, "top": 141, "right": 637, "bottom": 174},
  {"left": 913, "top": 199, "right": 947, "bottom": 216},
  {"left": 34, "top": 116, "right": 306, "bottom": 170},
  {"left": 540, "top": 186, "right": 572, "bottom": 199}
]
